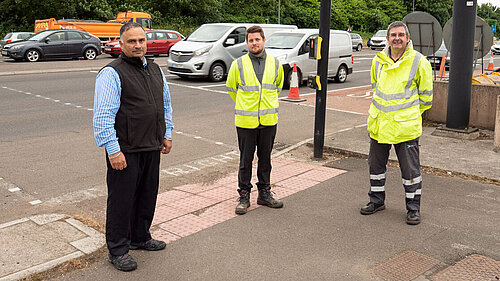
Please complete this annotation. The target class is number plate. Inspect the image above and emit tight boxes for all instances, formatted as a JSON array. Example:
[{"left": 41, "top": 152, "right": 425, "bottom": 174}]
[
  {"left": 1, "top": 50, "right": 7, "bottom": 56},
  {"left": 104, "top": 48, "right": 111, "bottom": 52}
]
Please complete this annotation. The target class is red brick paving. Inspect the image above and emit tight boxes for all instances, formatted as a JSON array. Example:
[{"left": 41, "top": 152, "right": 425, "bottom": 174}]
[{"left": 151, "top": 158, "right": 346, "bottom": 243}]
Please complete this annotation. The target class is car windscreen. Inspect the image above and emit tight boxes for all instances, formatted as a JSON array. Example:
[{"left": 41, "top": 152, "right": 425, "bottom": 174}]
[
  {"left": 28, "top": 32, "right": 54, "bottom": 41},
  {"left": 374, "top": 30, "right": 386, "bottom": 37},
  {"left": 187, "top": 25, "right": 233, "bottom": 42},
  {"left": 265, "top": 33, "right": 304, "bottom": 49},
  {"left": 3, "top": 33, "right": 12, "bottom": 40}
]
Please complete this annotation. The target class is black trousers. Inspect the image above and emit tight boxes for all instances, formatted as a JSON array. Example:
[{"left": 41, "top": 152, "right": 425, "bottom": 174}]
[
  {"left": 236, "top": 125, "right": 277, "bottom": 193},
  {"left": 105, "top": 150, "right": 160, "bottom": 256},
  {"left": 368, "top": 138, "right": 422, "bottom": 211}
]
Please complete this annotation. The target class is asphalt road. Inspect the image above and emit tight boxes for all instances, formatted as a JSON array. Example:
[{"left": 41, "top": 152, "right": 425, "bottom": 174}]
[{"left": 0, "top": 48, "right": 372, "bottom": 224}]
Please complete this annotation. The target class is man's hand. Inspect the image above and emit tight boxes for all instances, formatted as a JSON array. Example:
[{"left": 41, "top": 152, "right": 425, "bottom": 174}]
[
  {"left": 109, "top": 151, "right": 127, "bottom": 170},
  {"left": 161, "top": 139, "right": 172, "bottom": 154}
]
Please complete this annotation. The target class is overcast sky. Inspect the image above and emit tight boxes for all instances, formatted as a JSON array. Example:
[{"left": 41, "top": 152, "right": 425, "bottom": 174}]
[{"left": 477, "top": 0, "right": 500, "bottom": 8}]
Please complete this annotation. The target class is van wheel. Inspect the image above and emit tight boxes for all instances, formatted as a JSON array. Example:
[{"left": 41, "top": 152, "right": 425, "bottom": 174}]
[
  {"left": 334, "top": 65, "right": 347, "bottom": 83},
  {"left": 209, "top": 62, "right": 225, "bottom": 82},
  {"left": 356, "top": 44, "right": 362, "bottom": 51}
]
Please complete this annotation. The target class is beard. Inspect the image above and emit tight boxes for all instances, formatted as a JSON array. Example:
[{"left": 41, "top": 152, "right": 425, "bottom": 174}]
[{"left": 249, "top": 46, "right": 264, "bottom": 56}]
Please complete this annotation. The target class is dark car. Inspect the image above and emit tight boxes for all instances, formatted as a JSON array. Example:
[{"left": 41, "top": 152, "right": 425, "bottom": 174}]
[
  {"left": 1, "top": 32, "right": 35, "bottom": 49},
  {"left": 103, "top": 29, "right": 184, "bottom": 57},
  {"left": 1, "top": 30, "right": 101, "bottom": 62}
]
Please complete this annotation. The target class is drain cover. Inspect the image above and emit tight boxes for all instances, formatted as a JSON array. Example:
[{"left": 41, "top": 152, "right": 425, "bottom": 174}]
[
  {"left": 373, "top": 250, "right": 441, "bottom": 281},
  {"left": 432, "top": 254, "right": 500, "bottom": 281}
]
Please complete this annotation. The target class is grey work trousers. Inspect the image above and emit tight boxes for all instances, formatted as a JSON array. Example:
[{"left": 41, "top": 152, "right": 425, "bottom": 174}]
[{"left": 368, "top": 137, "right": 422, "bottom": 211}]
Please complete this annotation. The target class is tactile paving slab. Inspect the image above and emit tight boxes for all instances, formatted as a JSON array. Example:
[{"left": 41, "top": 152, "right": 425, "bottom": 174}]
[
  {"left": 431, "top": 254, "right": 500, "bottom": 281},
  {"left": 373, "top": 250, "right": 441, "bottom": 281}
]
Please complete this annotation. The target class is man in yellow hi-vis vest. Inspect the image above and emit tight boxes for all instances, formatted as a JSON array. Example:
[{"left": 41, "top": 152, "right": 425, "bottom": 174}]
[
  {"left": 360, "top": 21, "right": 433, "bottom": 225},
  {"left": 226, "top": 25, "right": 284, "bottom": 215}
]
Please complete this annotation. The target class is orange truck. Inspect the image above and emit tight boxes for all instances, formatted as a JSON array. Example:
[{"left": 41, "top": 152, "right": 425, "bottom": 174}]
[{"left": 34, "top": 11, "right": 152, "bottom": 41}]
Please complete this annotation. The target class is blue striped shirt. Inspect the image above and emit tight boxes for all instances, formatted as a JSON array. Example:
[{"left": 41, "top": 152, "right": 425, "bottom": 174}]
[{"left": 93, "top": 58, "right": 174, "bottom": 155}]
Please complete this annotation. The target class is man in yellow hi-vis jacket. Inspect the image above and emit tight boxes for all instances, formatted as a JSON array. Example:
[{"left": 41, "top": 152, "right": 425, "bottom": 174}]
[
  {"left": 360, "top": 21, "right": 433, "bottom": 225},
  {"left": 226, "top": 25, "right": 284, "bottom": 215}
]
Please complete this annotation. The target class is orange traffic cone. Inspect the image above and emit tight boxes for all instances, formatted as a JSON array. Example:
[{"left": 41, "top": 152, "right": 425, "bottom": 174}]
[
  {"left": 487, "top": 52, "right": 495, "bottom": 71},
  {"left": 283, "top": 63, "right": 306, "bottom": 102},
  {"left": 438, "top": 54, "right": 447, "bottom": 80}
]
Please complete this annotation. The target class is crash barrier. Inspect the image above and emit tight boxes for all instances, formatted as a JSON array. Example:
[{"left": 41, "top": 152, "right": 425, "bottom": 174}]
[
  {"left": 472, "top": 72, "right": 500, "bottom": 85},
  {"left": 424, "top": 81, "right": 500, "bottom": 130}
]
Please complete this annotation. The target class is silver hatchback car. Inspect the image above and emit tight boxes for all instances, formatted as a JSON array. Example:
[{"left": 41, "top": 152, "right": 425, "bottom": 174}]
[
  {"left": 350, "top": 33, "right": 363, "bottom": 51},
  {"left": 1, "top": 32, "right": 34, "bottom": 49}
]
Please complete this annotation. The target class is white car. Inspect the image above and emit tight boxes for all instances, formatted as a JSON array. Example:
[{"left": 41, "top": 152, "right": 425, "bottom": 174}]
[
  {"left": 491, "top": 41, "right": 500, "bottom": 55},
  {"left": 369, "top": 30, "right": 387, "bottom": 50}
]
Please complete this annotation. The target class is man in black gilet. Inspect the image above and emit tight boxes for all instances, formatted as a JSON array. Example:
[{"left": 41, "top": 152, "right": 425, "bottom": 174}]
[{"left": 93, "top": 22, "right": 174, "bottom": 271}]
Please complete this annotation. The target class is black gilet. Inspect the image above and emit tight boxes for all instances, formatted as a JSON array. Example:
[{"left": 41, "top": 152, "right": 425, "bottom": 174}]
[{"left": 105, "top": 54, "right": 166, "bottom": 153}]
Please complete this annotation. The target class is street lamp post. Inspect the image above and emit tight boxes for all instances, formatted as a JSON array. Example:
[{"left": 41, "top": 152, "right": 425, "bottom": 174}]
[{"left": 278, "top": 0, "right": 281, "bottom": 24}]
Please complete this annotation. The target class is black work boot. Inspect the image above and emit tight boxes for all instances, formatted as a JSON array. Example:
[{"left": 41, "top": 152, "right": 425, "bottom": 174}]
[
  {"left": 360, "top": 202, "right": 385, "bottom": 215},
  {"left": 235, "top": 190, "right": 250, "bottom": 215},
  {"left": 257, "top": 188, "right": 283, "bottom": 208},
  {"left": 406, "top": 210, "right": 421, "bottom": 225}
]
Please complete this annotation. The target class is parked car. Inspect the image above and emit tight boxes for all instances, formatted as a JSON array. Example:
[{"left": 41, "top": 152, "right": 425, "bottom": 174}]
[
  {"left": 491, "top": 41, "right": 500, "bottom": 55},
  {"left": 427, "top": 41, "right": 450, "bottom": 69},
  {"left": 369, "top": 30, "right": 387, "bottom": 50},
  {"left": 350, "top": 33, "right": 363, "bottom": 51},
  {"left": 167, "top": 23, "right": 297, "bottom": 82},
  {"left": 265, "top": 29, "right": 353, "bottom": 88},
  {"left": 1, "top": 30, "right": 101, "bottom": 62},
  {"left": 1, "top": 32, "right": 35, "bottom": 49},
  {"left": 103, "top": 29, "right": 184, "bottom": 57}
]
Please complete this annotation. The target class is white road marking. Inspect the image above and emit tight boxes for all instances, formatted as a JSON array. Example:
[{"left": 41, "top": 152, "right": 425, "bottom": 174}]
[
  {"left": 8, "top": 187, "right": 21, "bottom": 192},
  {"left": 199, "top": 83, "right": 227, "bottom": 88},
  {"left": 272, "top": 124, "right": 366, "bottom": 158},
  {"left": 1, "top": 85, "right": 93, "bottom": 111},
  {"left": 29, "top": 200, "right": 42, "bottom": 205},
  {"left": 167, "top": 81, "right": 227, "bottom": 94},
  {"left": 161, "top": 151, "right": 239, "bottom": 177}
]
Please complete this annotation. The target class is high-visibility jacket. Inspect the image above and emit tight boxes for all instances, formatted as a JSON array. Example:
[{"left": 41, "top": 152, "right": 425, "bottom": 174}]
[
  {"left": 368, "top": 42, "right": 433, "bottom": 144},
  {"left": 226, "top": 54, "right": 284, "bottom": 128}
]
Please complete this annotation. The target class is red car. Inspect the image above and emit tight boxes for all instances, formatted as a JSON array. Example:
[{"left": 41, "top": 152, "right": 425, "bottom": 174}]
[{"left": 103, "top": 29, "right": 184, "bottom": 57}]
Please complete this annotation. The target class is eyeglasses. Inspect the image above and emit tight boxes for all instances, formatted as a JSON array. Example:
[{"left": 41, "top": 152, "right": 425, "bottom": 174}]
[{"left": 389, "top": 33, "right": 407, "bottom": 38}]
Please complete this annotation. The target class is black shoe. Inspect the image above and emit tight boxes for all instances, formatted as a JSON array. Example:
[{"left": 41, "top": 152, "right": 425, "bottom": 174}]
[
  {"left": 257, "top": 189, "right": 283, "bottom": 208},
  {"left": 130, "top": 239, "right": 166, "bottom": 251},
  {"left": 406, "top": 210, "right": 421, "bottom": 225},
  {"left": 360, "top": 202, "right": 385, "bottom": 215},
  {"left": 108, "top": 253, "right": 137, "bottom": 271},
  {"left": 235, "top": 191, "right": 250, "bottom": 215}
]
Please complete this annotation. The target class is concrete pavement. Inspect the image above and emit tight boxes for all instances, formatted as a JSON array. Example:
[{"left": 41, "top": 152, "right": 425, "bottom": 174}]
[{"left": 1, "top": 122, "right": 497, "bottom": 280}]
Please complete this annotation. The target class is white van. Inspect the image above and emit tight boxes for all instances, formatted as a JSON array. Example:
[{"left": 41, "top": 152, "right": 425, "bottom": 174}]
[
  {"left": 167, "top": 23, "right": 297, "bottom": 82},
  {"left": 265, "top": 29, "right": 353, "bottom": 88}
]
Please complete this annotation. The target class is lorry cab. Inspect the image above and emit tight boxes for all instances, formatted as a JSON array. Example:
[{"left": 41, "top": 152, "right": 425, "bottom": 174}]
[
  {"left": 167, "top": 23, "right": 297, "bottom": 82},
  {"left": 265, "top": 29, "right": 353, "bottom": 88}
]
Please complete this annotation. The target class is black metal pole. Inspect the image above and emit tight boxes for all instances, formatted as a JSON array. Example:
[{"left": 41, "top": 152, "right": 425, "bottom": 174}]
[
  {"left": 446, "top": 0, "right": 477, "bottom": 129},
  {"left": 313, "top": 0, "right": 332, "bottom": 159}
]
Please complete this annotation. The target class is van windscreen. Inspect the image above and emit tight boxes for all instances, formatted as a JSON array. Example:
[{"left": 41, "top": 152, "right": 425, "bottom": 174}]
[
  {"left": 187, "top": 25, "right": 233, "bottom": 42},
  {"left": 265, "top": 33, "right": 304, "bottom": 49}
]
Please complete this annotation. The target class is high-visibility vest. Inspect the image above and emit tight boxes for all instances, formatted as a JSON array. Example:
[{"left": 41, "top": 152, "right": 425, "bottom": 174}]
[
  {"left": 368, "top": 43, "right": 433, "bottom": 144},
  {"left": 226, "top": 54, "right": 283, "bottom": 128}
]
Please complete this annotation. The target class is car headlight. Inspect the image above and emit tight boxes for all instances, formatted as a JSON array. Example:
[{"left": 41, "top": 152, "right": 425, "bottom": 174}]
[
  {"left": 194, "top": 45, "right": 212, "bottom": 56},
  {"left": 275, "top": 54, "right": 287, "bottom": 63},
  {"left": 9, "top": 45, "right": 23, "bottom": 50}
]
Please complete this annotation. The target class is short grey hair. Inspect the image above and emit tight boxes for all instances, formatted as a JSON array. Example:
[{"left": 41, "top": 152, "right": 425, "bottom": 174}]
[
  {"left": 387, "top": 21, "right": 410, "bottom": 38},
  {"left": 120, "top": 22, "right": 144, "bottom": 37}
]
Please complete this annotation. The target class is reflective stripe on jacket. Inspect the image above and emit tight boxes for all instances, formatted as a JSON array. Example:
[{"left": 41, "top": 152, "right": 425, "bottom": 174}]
[
  {"left": 367, "top": 42, "right": 433, "bottom": 144},
  {"left": 226, "top": 54, "right": 284, "bottom": 128}
]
